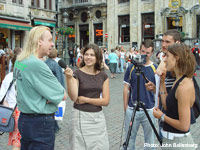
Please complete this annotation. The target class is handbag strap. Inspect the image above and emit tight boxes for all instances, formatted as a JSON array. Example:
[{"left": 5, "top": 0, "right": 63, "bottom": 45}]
[{"left": 0, "top": 79, "right": 16, "bottom": 105}]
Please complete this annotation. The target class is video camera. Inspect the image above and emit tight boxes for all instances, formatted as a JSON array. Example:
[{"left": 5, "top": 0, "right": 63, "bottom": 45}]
[{"left": 131, "top": 54, "right": 147, "bottom": 66}]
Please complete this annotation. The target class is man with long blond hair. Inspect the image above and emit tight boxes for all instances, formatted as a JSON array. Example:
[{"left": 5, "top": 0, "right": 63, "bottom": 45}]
[{"left": 13, "top": 26, "right": 67, "bottom": 150}]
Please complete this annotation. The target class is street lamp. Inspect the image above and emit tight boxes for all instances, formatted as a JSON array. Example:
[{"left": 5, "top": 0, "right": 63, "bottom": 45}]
[{"left": 62, "top": 12, "right": 69, "bottom": 64}]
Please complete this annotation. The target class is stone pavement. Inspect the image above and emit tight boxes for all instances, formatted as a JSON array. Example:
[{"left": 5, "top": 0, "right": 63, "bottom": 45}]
[{"left": 1, "top": 70, "right": 200, "bottom": 150}]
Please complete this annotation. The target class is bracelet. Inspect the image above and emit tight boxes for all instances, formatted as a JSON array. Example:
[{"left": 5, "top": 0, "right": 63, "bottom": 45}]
[
  {"left": 160, "top": 91, "right": 166, "bottom": 95},
  {"left": 161, "top": 113, "right": 165, "bottom": 122}
]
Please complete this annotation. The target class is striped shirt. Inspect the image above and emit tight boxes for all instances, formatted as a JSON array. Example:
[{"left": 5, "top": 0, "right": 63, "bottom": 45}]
[{"left": 165, "top": 72, "right": 176, "bottom": 93}]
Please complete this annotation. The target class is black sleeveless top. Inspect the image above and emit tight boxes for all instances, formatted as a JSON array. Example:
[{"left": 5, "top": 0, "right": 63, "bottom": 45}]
[{"left": 163, "top": 75, "right": 190, "bottom": 133}]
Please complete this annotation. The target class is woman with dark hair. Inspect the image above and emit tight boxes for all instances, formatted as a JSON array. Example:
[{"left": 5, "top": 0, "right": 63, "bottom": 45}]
[
  {"left": 153, "top": 43, "right": 196, "bottom": 149},
  {"left": 65, "top": 43, "right": 110, "bottom": 150}
]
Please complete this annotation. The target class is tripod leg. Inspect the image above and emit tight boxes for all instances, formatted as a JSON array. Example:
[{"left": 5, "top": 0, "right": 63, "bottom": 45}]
[
  {"left": 123, "top": 104, "right": 138, "bottom": 150},
  {"left": 141, "top": 104, "right": 162, "bottom": 145}
]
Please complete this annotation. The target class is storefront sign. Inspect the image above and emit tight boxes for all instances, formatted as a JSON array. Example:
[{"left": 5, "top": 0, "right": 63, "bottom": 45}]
[
  {"left": 69, "top": 34, "right": 75, "bottom": 38},
  {"left": 0, "top": 23, "right": 31, "bottom": 31},
  {"left": 34, "top": 20, "right": 56, "bottom": 27},
  {"left": 96, "top": 29, "right": 103, "bottom": 36},
  {"left": 0, "top": 19, "right": 32, "bottom": 31}
]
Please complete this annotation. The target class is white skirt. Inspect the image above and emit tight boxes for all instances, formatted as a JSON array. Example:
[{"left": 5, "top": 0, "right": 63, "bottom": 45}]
[{"left": 69, "top": 107, "right": 109, "bottom": 150}]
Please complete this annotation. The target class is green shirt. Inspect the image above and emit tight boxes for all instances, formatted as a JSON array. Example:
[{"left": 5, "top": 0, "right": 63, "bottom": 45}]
[{"left": 14, "top": 55, "right": 65, "bottom": 114}]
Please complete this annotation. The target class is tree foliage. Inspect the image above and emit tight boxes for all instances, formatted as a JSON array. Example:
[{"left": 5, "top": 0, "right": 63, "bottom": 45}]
[{"left": 56, "top": 27, "right": 75, "bottom": 36}]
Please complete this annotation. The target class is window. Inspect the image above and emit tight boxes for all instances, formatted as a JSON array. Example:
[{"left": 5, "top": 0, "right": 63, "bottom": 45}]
[
  {"left": 142, "top": 13, "right": 155, "bottom": 40},
  {"left": 81, "top": 12, "right": 88, "bottom": 23},
  {"left": 49, "top": 0, "right": 52, "bottom": 10},
  {"left": 44, "top": 0, "right": 52, "bottom": 10},
  {"left": 15, "top": 31, "right": 22, "bottom": 48},
  {"left": 19, "top": 0, "right": 22, "bottom": 4},
  {"left": 12, "top": 0, "right": 23, "bottom": 4},
  {"left": 118, "top": 15, "right": 130, "bottom": 43},
  {"left": 69, "top": 13, "right": 74, "bottom": 21},
  {"left": 44, "top": 0, "right": 47, "bottom": 9},
  {"left": 31, "top": 0, "right": 40, "bottom": 7},
  {"left": 119, "top": 0, "right": 129, "bottom": 3},
  {"left": 95, "top": 10, "right": 101, "bottom": 19}
]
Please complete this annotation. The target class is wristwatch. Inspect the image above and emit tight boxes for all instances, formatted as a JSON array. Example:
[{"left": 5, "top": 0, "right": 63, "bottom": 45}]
[
  {"left": 161, "top": 113, "right": 165, "bottom": 122},
  {"left": 160, "top": 91, "right": 166, "bottom": 95}
]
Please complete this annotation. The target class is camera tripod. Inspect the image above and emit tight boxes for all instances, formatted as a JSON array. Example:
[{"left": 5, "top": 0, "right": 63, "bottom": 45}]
[{"left": 123, "top": 64, "right": 162, "bottom": 150}]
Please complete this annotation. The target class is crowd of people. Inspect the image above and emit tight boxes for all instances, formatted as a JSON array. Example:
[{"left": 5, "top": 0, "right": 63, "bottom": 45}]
[
  {"left": 0, "top": 26, "right": 199, "bottom": 150},
  {"left": 69, "top": 43, "right": 141, "bottom": 79}
]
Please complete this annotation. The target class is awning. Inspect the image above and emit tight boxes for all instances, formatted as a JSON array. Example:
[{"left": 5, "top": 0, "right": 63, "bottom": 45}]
[
  {"left": 34, "top": 20, "right": 56, "bottom": 27},
  {"left": 0, "top": 19, "right": 32, "bottom": 31}
]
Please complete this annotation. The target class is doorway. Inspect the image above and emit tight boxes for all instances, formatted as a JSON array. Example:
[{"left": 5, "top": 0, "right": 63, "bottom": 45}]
[{"left": 79, "top": 24, "right": 89, "bottom": 48}]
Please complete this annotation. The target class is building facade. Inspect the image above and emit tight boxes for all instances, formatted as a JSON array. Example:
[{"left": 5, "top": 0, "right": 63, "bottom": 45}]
[
  {"left": 0, "top": 0, "right": 57, "bottom": 50},
  {"left": 60, "top": 0, "right": 107, "bottom": 50},
  {"left": 60, "top": 0, "right": 200, "bottom": 51}
]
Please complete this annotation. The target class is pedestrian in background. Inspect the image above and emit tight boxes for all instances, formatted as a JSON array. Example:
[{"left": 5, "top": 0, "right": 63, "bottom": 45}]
[
  {"left": 76, "top": 49, "right": 83, "bottom": 68},
  {"left": 191, "top": 43, "right": 200, "bottom": 72},
  {"left": 45, "top": 48, "right": 65, "bottom": 88},
  {"left": 120, "top": 48, "right": 126, "bottom": 73},
  {"left": 8, "top": 47, "right": 22, "bottom": 73},
  {"left": 125, "top": 47, "right": 136, "bottom": 69},
  {"left": 101, "top": 48, "right": 109, "bottom": 71},
  {"left": 65, "top": 43, "right": 110, "bottom": 150},
  {"left": 104, "top": 48, "right": 109, "bottom": 65},
  {"left": 108, "top": 48, "right": 118, "bottom": 78},
  {"left": 153, "top": 43, "right": 196, "bottom": 150},
  {"left": 5, "top": 48, "right": 13, "bottom": 74},
  {"left": 14, "top": 26, "right": 67, "bottom": 150},
  {"left": 68, "top": 47, "right": 75, "bottom": 67},
  {"left": 115, "top": 46, "right": 121, "bottom": 73}
]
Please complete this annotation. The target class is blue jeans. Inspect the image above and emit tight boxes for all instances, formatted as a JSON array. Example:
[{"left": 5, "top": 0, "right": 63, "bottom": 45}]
[
  {"left": 120, "top": 58, "right": 125, "bottom": 73},
  {"left": 124, "top": 107, "right": 155, "bottom": 150},
  {"left": 18, "top": 113, "right": 56, "bottom": 150}
]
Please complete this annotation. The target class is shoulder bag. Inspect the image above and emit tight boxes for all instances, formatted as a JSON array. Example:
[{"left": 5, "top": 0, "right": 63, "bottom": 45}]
[{"left": 0, "top": 79, "right": 16, "bottom": 135}]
